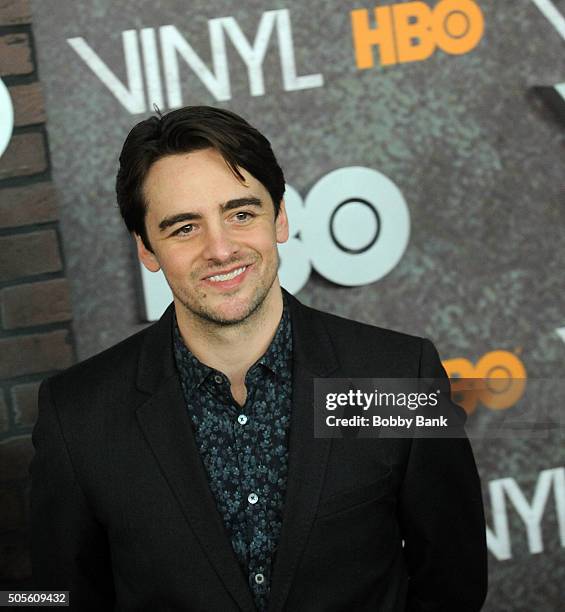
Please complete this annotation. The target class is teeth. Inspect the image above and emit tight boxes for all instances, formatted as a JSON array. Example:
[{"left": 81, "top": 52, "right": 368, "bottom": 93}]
[{"left": 208, "top": 266, "right": 247, "bottom": 282}]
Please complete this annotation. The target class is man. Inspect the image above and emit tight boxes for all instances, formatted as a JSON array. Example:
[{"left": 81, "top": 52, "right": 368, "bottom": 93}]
[{"left": 31, "top": 106, "right": 487, "bottom": 611}]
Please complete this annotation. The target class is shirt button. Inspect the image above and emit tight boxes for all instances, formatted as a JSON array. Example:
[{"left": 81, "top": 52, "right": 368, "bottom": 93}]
[
  {"left": 248, "top": 492, "right": 258, "bottom": 505},
  {"left": 237, "top": 414, "right": 248, "bottom": 425},
  {"left": 254, "top": 573, "right": 265, "bottom": 585},
  {"left": 213, "top": 374, "right": 222, "bottom": 384}
]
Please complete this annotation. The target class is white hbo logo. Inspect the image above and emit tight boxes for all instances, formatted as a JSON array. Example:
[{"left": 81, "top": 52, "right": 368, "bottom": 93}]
[
  {"left": 139, "top": 166, "right": 410, "bottom": 321},
  {"left": 0, "top": 78, "right": 14, "bottom": 159},
  {"left": 278, "top": 166, "right": 410, "bottom": 293}
]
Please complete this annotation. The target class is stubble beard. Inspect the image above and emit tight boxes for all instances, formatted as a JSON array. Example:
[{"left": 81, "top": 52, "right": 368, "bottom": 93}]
[{"left": 176, "top": 251, "right": 279, "bottom": 329}]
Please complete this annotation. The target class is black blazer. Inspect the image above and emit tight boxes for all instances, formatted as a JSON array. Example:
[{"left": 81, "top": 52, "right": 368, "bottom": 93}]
[{"left": 31, "top": 289, "right": 487, "bottom": 611}]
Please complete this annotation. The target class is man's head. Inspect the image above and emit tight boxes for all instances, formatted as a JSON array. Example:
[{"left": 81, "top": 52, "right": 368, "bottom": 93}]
[
  {"left": 116, "top": 106, "right": 286, "bottom": 252},
  {"left": 115, "top": 106, "right": 289, "bottom": 327}
]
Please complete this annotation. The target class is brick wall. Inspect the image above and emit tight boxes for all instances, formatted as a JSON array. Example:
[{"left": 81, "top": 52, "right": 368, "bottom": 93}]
[{"left": 0, "top": 0, "right": 76, "bottom": 585}]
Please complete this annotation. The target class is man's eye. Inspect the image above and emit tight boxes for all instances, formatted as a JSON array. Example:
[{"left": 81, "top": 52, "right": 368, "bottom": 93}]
[
  {"left": 234, "top": 211, "right": 253, "bottom": 221},
  {"left": 174, "top": 225, "right": 194, "bottom": 235}
]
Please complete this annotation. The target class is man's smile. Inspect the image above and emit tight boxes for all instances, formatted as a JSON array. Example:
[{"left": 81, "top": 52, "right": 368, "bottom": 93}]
[
  {"left": 206, "top": 265, "right": 248, "bottom": 282},
  {"left": 201, "top": 263, "right": 254, "bottom": 290}
]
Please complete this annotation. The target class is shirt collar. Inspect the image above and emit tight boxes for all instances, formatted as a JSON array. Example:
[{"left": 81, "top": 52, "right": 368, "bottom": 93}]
[
  {"left": 252, "top": 290, "right": 292, "bottom": 378},
  {"left": 173, "top": 291, "right": 292, "bottom": 389}
]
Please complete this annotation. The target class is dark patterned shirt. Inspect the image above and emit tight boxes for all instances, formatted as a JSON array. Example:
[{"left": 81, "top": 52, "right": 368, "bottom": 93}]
[{"left": 172, "top": 296, "right": 293, "bottom": 612}]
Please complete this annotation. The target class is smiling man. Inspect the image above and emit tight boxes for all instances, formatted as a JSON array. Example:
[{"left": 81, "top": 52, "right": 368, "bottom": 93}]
[{"left": 31, "top": 106, "right": 487, "bottom": 611}]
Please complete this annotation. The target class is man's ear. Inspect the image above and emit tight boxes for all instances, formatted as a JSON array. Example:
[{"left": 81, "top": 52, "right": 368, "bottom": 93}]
[
  {"left": 275, "top": 199, "right": 289, "bottom": 244},
  {"left": 134, "top": 233, "right": 161, "bottom": 273}
]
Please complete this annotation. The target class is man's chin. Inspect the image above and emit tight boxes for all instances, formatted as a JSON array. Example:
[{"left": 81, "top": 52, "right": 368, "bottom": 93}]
[{"left": 186, "top": 295, "right": 262, "bottom": 327}]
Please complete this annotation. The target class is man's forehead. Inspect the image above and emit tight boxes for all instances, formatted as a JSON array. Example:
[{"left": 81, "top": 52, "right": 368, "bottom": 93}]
[
  {"left": 151, "top": 147, "right": 267, "bottom": 182},
  {"left": 143, "top": 152, "right": 269, "bottom": 211},
  {"left": 146, "top": 150, "right": 243, "bottom": 185},
  {"left": 150, "top": 147, "right": 256, "bottom": 177}
]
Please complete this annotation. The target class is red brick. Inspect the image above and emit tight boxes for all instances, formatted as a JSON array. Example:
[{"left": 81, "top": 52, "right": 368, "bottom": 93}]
[
  {"left": 0, "top": 183, "right": 58, "bottom": 229},
  {"left": 11, "top": 382, "right": 39, "bottom": 428},
  {"left": 0, "top": 230, "right": 61, "bottom": 281},
  {"left": 0, "top": 435, "right": 33, "bottom": 480},
  {"left": 0, "top": 487, "right": 25, "bottom": 530},
  {"left": 0, "top": 133, "right": 47, "bottom": 179},
  {"left": 0, "top": 391, "right": 8, "bottom": 432},
  {"left": 0, "top": 0, "right": 31, "bottom": 26},
  {"left": 10, "top": 82, "right": 46, "bottom": 127},
  {"left": 0, "top": 330, "right": 73, "bottom": 379},
  {"left": 0, "top": 32, "right": 32, "bottom": 76},
  {"left": 1, "top": 279, "right": 72, "bottom": 329}
]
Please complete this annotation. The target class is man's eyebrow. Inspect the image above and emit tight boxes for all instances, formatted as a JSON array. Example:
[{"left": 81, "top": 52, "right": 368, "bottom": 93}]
[
  {"left": 221, "top": 196, "right": 262, "bottom": 212},
  {"left": 159, "top": 212, "right": 201, "bottom": 231},
  {"left": 158, "top": 197, "right": 263, "bottom": 231}
]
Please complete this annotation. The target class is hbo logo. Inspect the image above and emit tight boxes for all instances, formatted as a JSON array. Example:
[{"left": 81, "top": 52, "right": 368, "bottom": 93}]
[
  {"left": 139, "top": 166, "right": 410, "bottom": 321},
  {"left": 279, "top": 166, "right": 410, "bottom": 293}
]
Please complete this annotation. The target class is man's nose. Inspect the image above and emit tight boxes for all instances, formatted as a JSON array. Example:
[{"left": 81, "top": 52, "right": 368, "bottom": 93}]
[{"left": 202, "top": 224, "right": 239, "bottom": 262}]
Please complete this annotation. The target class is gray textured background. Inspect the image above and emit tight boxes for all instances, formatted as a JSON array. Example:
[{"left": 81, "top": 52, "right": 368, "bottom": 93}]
[{"left": 30, "top": 0, "right": 565, "bottom": 609}]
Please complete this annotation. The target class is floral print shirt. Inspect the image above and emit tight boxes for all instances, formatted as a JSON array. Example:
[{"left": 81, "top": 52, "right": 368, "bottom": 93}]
[{"left": 172, "top": 296, "right": 293, "bottom": 611}]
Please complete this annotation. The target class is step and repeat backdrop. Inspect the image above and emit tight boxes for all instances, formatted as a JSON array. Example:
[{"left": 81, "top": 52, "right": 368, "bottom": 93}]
[{"left": 1, "top": 0, "right": 563, "bottom": 608}]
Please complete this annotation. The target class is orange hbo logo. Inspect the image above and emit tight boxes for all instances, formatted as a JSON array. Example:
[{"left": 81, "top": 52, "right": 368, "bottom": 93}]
[
  {"left": 351, "top": 0, "right": 485, "bottom": 69},
  {"left": 442, "top": 350, "right": 527, "bottom": 414}
]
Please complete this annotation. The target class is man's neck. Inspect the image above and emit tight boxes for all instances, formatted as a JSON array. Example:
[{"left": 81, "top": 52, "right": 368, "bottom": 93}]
[{"left": 175, "top": 286, "right": 284, "bottom": 388}]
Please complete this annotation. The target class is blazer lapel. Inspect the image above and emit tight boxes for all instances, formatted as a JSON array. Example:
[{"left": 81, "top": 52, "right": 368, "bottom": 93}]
[
  {"left": 134, "top": 304, "right": 256, "bottom": 612},
  {"left": 267, "top": 290, "right": 339, "bottom": 612}
]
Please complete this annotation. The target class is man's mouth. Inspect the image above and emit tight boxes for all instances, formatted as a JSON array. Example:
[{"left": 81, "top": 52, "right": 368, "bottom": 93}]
[{"left": 205, "top": 265, "right": 249, "bottom": 283}]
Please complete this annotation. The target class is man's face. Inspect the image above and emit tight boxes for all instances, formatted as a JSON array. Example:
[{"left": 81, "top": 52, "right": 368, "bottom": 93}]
[{"left": 135, "top": 148, "right": 289, "bottom": 326}]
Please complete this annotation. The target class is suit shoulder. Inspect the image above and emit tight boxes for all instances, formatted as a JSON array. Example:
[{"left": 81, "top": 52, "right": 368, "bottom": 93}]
[
  {"left": 308, "top": 303, "right": 425, "bottom": 352},
  {"left": 295, "top": 301, "right": 439, "bottom": 377}
]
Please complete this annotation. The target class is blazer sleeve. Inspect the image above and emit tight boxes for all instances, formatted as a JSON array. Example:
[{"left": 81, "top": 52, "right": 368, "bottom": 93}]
[
  {"left": 30, "top": 378, "right": 115, "bottom": 611},
  {"left": 398, "top": 338, "right": 488, "bottom": 612}
]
